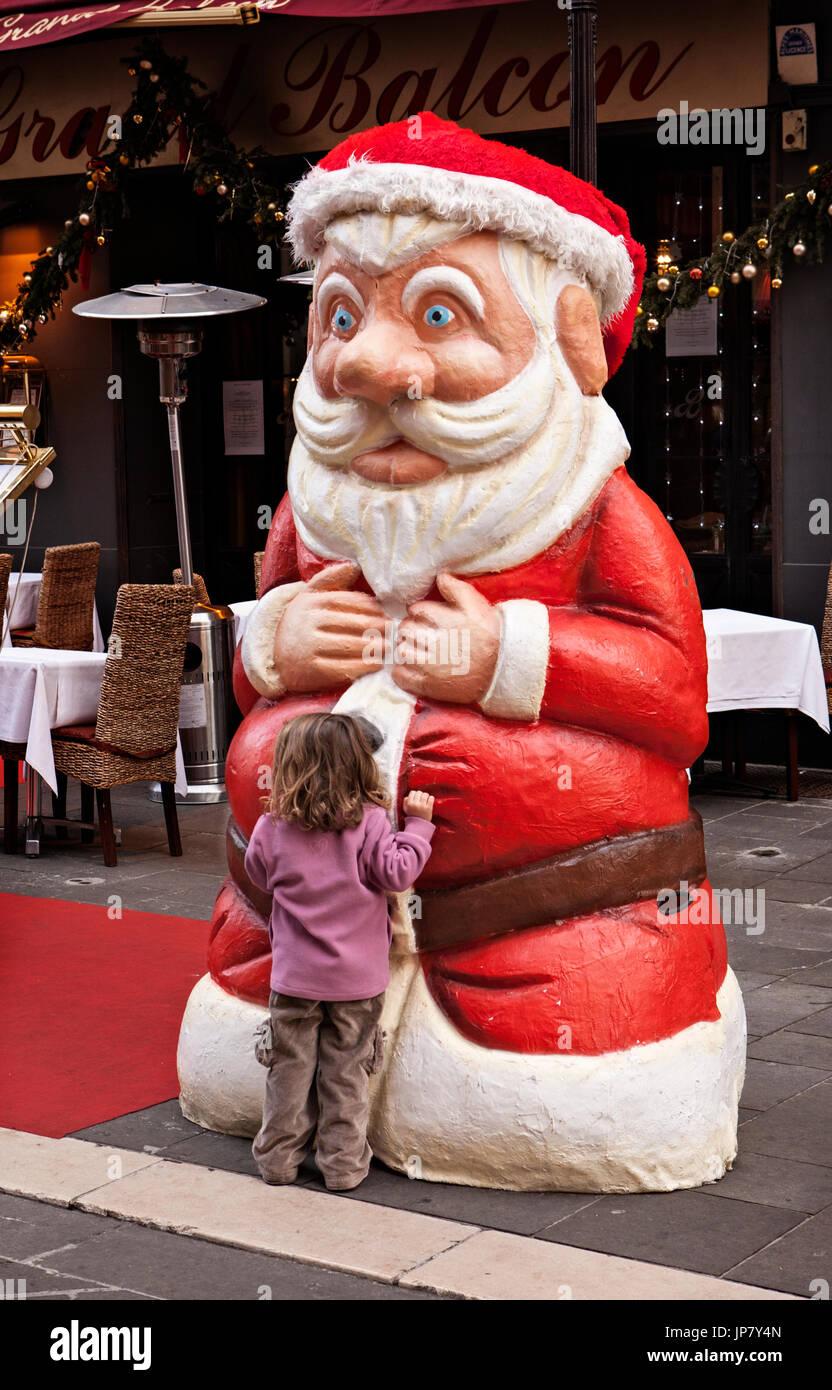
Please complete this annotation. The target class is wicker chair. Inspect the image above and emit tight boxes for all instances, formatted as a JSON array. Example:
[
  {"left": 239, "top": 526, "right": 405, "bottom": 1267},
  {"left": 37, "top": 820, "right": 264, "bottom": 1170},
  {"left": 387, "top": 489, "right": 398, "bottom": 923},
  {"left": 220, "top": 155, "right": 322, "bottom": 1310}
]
[
  {"left": 0, "top": 553, "right": 12, "bottom": 631},
  {"left": 50, "top": 583, "right": 195, "bottom": 866},
  {"left": 11, "top": 542, "right": 100, "bottom": 650},
  {"left": 173, "top": 567, "right": 210, "bottom": 606},
  {"left": 253, "top": 550, "right": 264, "bottom": 598}
]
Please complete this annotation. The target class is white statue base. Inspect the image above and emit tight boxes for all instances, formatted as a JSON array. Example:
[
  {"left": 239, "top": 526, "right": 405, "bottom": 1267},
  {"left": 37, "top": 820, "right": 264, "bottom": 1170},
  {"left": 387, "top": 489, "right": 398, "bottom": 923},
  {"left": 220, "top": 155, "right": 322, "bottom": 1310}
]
[{"left": 177, "top": 962, "right": 746, "bottom": 1193}]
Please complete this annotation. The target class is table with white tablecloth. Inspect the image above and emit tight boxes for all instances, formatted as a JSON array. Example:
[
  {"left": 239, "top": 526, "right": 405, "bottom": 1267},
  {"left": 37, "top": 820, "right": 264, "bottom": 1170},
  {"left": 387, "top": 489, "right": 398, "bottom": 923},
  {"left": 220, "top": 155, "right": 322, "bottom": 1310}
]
[
  {"left": 703, "top": 608, "right": 829, "bottom": 732},
  {"left": 2, "top": 571, "right": 105, "bottom": 651},
  {"left": 0, "top": 647, "right": 187, "bottom": 852},
  {"left": 702, "top": 608, "right": 829, "bottom": 797}
]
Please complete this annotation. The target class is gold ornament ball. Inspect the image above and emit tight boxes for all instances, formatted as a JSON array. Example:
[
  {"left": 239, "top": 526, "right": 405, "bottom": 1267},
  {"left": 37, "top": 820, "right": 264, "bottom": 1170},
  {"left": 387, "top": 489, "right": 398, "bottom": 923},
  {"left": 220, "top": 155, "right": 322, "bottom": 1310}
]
[
  {"left": 793, "top": 241, "right": 807, "bottom": 258},
  {"left": 96, "top": 234, "right": 106, "bottom": 246},
  {"left": 127, "top": 67, "right": 136, "bottom": 76},
  {"left": 149, "top": 73, "right": 159, "bottom": 84},
  {"left": 86, "top": 180, "right": 95, "bottom": 191},
  {"left": 267, "top": 203, "right": 276, "bottom": 211},
  {"left": 807, "top": 189, "right": 817, "bottom": 205},
  {"left": 730, "top": 271, "right": 741, "bottom": 284},
  {"left": 120, "top": 153, "right": 129, "bottom": 165},
  {"left": 707, "top": 284, "right": 721, "bottom": 298},
  {"left": 79, "top": 212, "right": 91, "bottom": 226},
  {"left": 668, "top": 263, "right": 679, "bottom": 276},
  {"left": 23, "top": 274, "right": 31, "bottom": 284},
  {"left": 45, "top": 246, "right": 54, "bottom": 255},
  {"left": 133, "top": 114, "right": 143, "bottom": 125},
  {"left": 656, "top": 275, "right": 671, "bottom": 291},
  {"left": 140, "top": 58, "right": 152, "bottom": 69},
  {"left": 771, "top": 277, "right": 783, "bottom": 289},
  {"left": 636, "top": 305, "right": 643, "bottom": 316},
  {"left": 809, "top": 164, "right": 819, "bottom": 176},
  {"left": 721, "top": 231, "right": 735, "bottom": 244},
  {"left": 646, "top": 316, "right": 659, "bottom": 332},
  {"left": 276, "top": 211, "right": 285, "bottom": 222},
  {"left": 757, "top": 235, "right": 769, "bottom": 250},
  {"left": 217, "top": 183, "right": 228, "bottom": 196},
  {"left": 742, "top": 262, "right": 757, "bottom": 279},
  {"left": 785, "top": 191, "right": 795, "bottom": 201}
]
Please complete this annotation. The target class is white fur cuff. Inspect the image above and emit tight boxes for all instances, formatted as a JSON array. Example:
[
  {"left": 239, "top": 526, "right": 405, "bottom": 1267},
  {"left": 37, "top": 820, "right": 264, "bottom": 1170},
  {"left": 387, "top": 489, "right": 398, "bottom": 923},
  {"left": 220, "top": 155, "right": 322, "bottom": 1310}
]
[
  {"left": 479, "top": 599, "right": 550, "bottom": 722},
  {"left": 240, "top": 582, "right": 305, "bottom": 700}
]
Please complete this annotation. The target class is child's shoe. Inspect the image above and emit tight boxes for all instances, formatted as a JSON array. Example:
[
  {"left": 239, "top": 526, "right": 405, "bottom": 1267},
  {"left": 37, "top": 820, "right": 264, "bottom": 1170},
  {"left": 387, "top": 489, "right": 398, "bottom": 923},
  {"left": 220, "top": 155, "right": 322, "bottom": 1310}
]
[
  {"left": 260, "top": 1170, "right": 298, "bottom": 1185},
  {"left": 324, "top": 1171, "right": 368, "bottom": 1192}
]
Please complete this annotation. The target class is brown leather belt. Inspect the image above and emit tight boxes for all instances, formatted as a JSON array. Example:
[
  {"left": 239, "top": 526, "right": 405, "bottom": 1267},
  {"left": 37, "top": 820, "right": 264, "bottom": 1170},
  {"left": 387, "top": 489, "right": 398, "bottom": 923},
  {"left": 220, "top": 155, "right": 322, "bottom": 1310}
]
[{"left": 413, "top": 811, "right": 706, "bottom": 953}]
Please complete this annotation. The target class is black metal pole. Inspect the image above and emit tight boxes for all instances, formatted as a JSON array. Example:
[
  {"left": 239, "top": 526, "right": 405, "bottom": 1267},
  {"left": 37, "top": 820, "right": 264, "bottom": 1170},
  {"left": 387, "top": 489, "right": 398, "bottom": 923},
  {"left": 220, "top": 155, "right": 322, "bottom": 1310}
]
[{"left": 567, "top": 0, "right": 598, "bottom": 186}]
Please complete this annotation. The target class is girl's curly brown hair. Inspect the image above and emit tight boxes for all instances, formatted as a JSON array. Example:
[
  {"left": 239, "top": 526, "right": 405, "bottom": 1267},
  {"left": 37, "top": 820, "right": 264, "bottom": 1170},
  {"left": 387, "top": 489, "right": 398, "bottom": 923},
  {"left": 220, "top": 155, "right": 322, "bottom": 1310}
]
[{"left": 266, "top": 712, "right": 388, "bottom": 831}]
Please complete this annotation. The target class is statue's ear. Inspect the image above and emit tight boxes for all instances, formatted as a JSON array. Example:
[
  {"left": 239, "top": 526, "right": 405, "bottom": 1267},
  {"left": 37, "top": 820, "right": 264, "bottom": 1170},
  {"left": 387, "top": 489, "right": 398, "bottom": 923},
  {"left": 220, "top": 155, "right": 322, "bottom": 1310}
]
[{"left": 555, "top": 285, "right": 608, "bottom": 396}]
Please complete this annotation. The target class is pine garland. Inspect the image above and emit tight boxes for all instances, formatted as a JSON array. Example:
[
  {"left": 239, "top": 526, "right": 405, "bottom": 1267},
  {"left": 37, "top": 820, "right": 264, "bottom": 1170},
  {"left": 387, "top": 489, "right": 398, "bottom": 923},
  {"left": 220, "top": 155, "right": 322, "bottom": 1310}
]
[
  {"left": 633, "top": 161, "right": 832, "bottom": 346},
  {"left": 0, "top": 36, "right": 289, "bottom": 353}
]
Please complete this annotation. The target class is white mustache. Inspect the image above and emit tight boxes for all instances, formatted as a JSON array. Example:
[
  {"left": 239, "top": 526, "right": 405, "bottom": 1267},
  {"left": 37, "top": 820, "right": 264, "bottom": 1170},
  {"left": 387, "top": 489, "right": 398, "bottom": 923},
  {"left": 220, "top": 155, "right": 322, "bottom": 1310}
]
[{"left": 292, "top": 346, "right": 556, "bottom": 472}]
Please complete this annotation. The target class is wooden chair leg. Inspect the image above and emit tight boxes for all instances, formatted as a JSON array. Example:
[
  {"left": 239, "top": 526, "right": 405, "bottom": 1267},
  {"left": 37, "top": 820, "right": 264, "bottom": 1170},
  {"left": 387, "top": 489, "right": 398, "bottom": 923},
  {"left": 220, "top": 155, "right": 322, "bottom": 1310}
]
[
  {"left": 786, "top": 712, "right": 800, "bottom": 802},
  {"left": 160, "top": 781, "right": 183, "bottom": 857},
  {"left": 3, "top": 760, "right": 18, "bottom": 854},
  {"left": 720, "top": 713, "right": 734, "bottom": 777},
  {"left": 95, "top": 788, "right": 117, "bottom": 866},
  {"left": 81, "top": 783, "right": 94, "bottom": 843},
  {"left": 53, "top": 771, "right": 68, "bottom": 839},
  {"left": 734, "top": 713, "right": 747, "bottom": 781}
]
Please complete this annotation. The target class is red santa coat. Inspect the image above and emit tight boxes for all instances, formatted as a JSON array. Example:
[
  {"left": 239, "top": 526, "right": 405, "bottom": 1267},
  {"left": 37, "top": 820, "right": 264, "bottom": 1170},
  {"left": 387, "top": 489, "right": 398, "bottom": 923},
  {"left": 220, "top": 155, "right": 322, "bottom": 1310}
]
[{"left": 210, "top": 466, "right": 727, "bottom": 1057}]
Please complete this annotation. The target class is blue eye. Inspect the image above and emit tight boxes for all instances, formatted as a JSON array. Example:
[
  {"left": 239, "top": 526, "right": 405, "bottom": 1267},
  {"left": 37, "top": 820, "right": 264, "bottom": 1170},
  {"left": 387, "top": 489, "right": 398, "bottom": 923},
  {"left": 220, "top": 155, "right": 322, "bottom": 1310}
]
[
  {"left": 332, "top": 307, "right": 355, "bottom": 333},
  {"left": 424, "top": 303, "right": 454, "bottom": 328}
]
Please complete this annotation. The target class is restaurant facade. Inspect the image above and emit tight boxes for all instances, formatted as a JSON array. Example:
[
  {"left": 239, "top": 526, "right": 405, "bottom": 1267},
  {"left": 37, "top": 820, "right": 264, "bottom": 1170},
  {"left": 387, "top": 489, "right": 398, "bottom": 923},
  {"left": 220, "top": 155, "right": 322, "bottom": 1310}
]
[{"left": 1, "top": 0, "right": 830, "bottom": 765}]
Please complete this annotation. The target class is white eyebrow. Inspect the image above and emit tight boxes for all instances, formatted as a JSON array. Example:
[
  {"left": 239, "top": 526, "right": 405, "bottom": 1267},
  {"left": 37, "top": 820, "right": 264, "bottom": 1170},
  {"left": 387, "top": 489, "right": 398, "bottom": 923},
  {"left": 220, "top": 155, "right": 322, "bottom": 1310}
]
[
  {"left": 316, "top": 272, "right": 366, "bottom": 326},
  {"left": 401, "top": 267, "right": 485, "bottom": 321}
]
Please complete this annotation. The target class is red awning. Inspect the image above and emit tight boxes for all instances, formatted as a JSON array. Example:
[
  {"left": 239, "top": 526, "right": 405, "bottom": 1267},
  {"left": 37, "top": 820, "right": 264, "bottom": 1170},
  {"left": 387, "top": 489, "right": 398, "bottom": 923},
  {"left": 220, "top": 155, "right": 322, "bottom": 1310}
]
[{"left": 0, "top": 0, "right": 529, "bottom": 54}]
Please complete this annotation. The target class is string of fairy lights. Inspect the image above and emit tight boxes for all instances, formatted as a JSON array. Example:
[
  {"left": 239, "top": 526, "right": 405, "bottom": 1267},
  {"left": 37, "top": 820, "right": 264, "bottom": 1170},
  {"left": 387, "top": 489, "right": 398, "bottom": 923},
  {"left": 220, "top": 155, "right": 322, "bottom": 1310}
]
[
  {"left": 634, "top": 159, "right": 832, "bottom": 347},
  {"left": 657, "top": 163, "right": 776, "bottom": 553}
]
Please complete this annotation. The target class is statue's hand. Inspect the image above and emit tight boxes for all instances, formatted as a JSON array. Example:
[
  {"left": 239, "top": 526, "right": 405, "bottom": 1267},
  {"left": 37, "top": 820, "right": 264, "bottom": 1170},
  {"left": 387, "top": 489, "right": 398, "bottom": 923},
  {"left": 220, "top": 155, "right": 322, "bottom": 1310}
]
[
  {"left": 275, "top": 562, "right": 388, "bottom": 691},
  {"left": 393, "top": 573, "right": 500, "bottom": 704}
]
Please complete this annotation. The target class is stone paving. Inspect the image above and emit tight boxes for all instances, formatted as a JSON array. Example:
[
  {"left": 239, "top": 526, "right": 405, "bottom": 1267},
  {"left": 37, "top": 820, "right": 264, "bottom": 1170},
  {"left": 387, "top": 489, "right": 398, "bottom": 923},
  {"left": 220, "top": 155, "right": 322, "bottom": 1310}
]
[{"left": 2, "top": 777, "right": 832, "bottom": 1299}]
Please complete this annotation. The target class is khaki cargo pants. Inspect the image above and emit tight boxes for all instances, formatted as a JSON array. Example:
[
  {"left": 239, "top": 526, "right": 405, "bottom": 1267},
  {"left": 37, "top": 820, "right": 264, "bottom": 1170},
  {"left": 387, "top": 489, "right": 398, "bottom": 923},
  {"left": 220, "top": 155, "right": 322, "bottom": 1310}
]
[{"left": 252, "top": 990, "right": 385, "bottom": 1190}]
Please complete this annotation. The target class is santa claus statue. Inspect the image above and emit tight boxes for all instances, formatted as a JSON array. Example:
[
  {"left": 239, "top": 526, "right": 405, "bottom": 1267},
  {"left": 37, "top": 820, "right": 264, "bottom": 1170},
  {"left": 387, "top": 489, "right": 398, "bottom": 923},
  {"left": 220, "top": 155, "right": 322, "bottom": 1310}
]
[{"left": 178, "top": 114, "right": 746, "bottom": 1192}]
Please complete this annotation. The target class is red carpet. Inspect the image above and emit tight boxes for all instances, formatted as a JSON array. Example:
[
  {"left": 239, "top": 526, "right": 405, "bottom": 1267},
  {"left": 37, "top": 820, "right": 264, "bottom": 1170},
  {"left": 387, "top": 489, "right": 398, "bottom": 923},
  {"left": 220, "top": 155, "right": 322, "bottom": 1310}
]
[{"left": 0, "top": 893, "right": 210, "bottom": 1137}]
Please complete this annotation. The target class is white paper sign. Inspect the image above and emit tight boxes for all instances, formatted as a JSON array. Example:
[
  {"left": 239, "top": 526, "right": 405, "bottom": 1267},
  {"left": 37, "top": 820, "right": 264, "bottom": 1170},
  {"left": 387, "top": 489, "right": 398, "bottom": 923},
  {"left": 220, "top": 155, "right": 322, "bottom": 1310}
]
[
  {"left": 776, "top": 24, "right": 818, "bottom": 85},
  {"left": 179, "top": 683, "right": 208, "bottom": 730},
  {"left": 665, "top": 299, "right": 718, "bottom": 358},
  {"left": 222, "top": 380, "right": 265, "bottom": 457}
]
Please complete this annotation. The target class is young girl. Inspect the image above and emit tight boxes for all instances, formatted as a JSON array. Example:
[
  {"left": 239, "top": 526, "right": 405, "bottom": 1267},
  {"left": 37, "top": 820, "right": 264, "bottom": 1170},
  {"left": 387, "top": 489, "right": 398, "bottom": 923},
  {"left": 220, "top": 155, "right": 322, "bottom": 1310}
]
[{"left": 245, "top": 711, "right": 435, "bottom": 1191}]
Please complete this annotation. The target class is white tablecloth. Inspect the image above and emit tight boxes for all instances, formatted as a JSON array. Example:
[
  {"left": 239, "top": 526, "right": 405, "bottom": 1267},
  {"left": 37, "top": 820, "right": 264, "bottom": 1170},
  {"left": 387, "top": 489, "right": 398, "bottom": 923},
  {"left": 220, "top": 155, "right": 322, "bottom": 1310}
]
[
  {"left": 230, "top": 599, "right": 256, "bottom": 646},
  {"left": 703, "top": 608, "right": 830, "bottom": 733},
  {"left": 2, "top": 570, "right": 105, "bottom": 651},
  {"left": 0, "top": 648, "right": 187, "bottom": 794}
]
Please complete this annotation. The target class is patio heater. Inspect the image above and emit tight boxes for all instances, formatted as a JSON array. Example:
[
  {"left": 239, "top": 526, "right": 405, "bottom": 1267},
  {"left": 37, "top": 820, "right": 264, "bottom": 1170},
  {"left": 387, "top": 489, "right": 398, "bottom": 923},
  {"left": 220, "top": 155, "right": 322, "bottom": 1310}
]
[{"left": 73, "top": 282, "right": 266, "bottom": 802}]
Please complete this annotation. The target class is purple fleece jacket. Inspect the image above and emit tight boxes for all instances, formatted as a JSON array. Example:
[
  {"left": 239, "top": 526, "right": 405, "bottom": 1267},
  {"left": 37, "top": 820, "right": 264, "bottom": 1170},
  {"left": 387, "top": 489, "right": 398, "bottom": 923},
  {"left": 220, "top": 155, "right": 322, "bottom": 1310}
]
[{"left": 244, "top": 805, "right": 435, "bottom": 1001}]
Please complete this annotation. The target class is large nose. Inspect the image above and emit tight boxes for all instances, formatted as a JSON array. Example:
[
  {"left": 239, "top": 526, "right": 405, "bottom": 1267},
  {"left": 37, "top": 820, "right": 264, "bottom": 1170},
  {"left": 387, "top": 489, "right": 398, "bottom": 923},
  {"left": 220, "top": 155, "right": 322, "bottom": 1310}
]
[{"left": 333, "top": 320, "right": 435, "bottom": 406}]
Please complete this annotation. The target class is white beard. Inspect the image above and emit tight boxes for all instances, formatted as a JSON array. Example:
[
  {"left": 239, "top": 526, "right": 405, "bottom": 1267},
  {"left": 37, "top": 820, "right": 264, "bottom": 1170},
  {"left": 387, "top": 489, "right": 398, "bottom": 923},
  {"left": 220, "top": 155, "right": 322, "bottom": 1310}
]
[{"left": 288, "top": 338, "right": 630, "bottom": 613}]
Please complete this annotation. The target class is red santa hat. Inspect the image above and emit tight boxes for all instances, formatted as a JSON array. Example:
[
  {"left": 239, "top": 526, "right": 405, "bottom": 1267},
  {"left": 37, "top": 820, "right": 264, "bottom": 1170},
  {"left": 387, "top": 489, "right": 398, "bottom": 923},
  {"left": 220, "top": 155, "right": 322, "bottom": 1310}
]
[{"left": 287, "top": 112, "right": 645, "bottom": 375}]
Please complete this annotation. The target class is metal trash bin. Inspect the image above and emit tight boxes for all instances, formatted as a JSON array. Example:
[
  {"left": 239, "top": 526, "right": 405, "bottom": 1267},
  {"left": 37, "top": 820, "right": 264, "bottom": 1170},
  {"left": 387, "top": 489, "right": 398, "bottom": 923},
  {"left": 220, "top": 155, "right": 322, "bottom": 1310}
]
[
  {"left": 177, "top": 603, "right": 239, "bottom": 802},
  {"left": 152, "top": 601, "right": 239, "bottom": 804}
]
